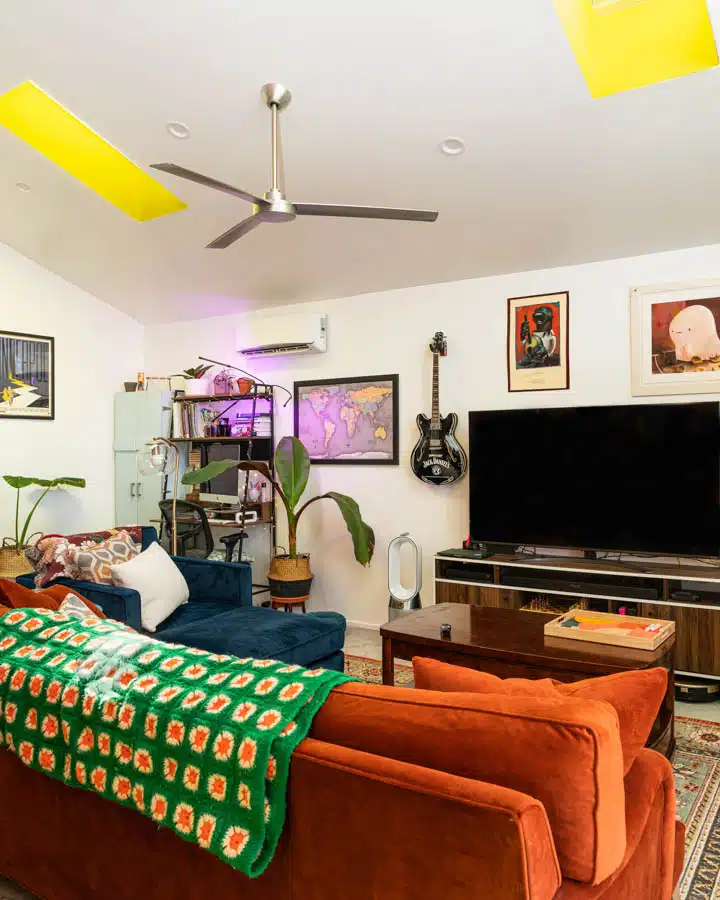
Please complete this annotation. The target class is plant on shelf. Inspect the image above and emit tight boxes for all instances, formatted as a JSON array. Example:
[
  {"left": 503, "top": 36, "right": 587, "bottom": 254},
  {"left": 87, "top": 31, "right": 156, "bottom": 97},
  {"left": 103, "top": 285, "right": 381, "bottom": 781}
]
[
  {"left": 0, "top": 475, "right": 86, "bottom": 577},
  {"left": 176, "top": 365, "right": 214, "bottom": 380},
  {"left": 174, "top": 364, "right": 215, "bottom": 397},
  {"left": 182, "top": 436, "right": 374, "bottom": 606}
]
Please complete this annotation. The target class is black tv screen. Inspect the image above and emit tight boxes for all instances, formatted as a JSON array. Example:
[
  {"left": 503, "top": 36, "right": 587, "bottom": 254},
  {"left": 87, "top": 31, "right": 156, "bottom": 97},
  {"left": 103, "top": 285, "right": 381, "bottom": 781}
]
[{"left": 469, "top": 402, "right": 720, "bottom": 557}]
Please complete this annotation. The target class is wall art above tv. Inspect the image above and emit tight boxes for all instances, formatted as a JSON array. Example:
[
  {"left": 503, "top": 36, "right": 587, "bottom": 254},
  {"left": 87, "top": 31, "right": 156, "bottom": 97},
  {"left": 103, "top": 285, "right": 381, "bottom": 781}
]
[
  {"left": 631, "top": 279, "right": 720, "bottom": 396},
  {"left": 507, "top": 291, "right": 569, "bottom": 392},
  {"left": 0, "top": 330, "right": 55, "bottom": 420}
]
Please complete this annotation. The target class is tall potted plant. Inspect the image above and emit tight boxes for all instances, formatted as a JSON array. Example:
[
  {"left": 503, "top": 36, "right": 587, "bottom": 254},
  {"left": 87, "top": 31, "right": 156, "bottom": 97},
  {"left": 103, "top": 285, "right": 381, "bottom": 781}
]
[
  {"left": 182, "top": 436, "right": 374, "bottom": 604},
  {"left": 1, "top": 475, "right": 86, "bottom": 577}
]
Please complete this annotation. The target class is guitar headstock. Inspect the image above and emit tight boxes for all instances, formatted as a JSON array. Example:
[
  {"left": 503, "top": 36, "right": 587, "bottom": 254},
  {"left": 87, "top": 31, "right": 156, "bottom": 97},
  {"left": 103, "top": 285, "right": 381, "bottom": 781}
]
[{"left": 429, "top": 331, "right": 447, "bottom": 356}]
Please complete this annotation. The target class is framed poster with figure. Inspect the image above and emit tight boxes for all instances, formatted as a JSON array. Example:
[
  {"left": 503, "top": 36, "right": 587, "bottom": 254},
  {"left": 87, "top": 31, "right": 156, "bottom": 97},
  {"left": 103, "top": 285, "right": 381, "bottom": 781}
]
[
  {"left": 294, "top": 374, "right": 399, "bottom": 464},
  {"left": 507, "top": 291, "right": 569, "bottom": 392},
  {"left": 631, "top": 280, "right": 720, "bottom": 396},
  {"left": 0, "top": 331, "right": 55, "bottom": 419}
]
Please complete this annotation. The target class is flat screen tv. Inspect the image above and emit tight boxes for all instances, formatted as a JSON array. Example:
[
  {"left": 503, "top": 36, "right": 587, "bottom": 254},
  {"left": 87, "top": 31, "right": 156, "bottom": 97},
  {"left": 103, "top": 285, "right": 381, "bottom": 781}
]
[{"left": 469, "top": 401, "right": 720, "bottom": 557}]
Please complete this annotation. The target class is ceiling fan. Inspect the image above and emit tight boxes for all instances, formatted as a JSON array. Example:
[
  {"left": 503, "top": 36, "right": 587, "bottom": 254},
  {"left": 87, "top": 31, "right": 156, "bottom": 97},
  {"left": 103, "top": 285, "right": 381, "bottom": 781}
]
[{"left": 151, "top": 83, "right": 439, "bottom": 249}]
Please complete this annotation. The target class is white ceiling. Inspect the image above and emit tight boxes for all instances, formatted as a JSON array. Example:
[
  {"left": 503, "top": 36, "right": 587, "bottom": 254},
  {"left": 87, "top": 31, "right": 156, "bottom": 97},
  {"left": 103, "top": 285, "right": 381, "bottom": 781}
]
[{"left": 1, "top": 0, "right": 720, "bottom": 324}]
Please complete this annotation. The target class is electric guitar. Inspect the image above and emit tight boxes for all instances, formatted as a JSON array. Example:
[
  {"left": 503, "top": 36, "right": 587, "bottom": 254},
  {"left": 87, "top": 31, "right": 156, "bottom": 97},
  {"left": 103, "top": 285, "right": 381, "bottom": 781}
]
[{"left": 411, "top": 332, "right": 467, "bottom": 486}]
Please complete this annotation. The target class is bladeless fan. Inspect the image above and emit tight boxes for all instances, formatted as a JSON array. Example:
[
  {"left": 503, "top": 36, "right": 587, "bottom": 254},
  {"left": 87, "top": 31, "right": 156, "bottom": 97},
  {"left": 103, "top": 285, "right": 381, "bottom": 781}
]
[{"left": 388, "top": 533, "right": 422, "bottom": 619}]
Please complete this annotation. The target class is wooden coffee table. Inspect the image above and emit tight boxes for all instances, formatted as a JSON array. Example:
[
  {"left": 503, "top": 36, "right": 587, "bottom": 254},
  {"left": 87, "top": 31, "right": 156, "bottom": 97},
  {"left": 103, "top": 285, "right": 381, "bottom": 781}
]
[{"left": 380, "top": 603, "right": 676, "bottom": 758}]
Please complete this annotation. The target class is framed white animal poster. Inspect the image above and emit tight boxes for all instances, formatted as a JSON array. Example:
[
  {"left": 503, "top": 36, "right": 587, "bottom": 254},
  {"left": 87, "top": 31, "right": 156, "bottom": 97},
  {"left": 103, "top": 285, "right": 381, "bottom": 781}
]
[{"left": 631, "top": 280, "right": 720, "bottom": 396}]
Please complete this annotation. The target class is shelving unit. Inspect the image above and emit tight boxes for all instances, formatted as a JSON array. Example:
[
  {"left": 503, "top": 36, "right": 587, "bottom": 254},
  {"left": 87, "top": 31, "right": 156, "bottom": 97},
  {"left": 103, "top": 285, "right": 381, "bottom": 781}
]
[
  {"left": 173, "top": 386, "right": 276, "bottom": 599},
  {"left": 435, "top": 552, "right": 720, "bottom": 679}
]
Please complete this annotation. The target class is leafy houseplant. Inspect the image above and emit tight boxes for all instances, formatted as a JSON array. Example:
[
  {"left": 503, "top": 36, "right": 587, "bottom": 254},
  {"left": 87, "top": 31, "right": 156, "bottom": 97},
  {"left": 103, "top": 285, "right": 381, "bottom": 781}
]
[
  {"left": 174, "top": 365, "right": 214, "bottom": 397},
  {"left": 182, "top": 436, "right": 374, "bottom": 604},
  {"left": 1, "top": 475, "right": 86, "bottom": 577}
]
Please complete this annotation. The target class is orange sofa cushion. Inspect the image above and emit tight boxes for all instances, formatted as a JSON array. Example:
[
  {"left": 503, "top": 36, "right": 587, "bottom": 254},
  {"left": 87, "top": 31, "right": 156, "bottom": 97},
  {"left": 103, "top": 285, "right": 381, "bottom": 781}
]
[
  {"left": 412, "top": 657, "right": 667, "bottom": 776},
  {"left": 312, "top": 681, "right": 626, "bottom": 885},
  {"left": 0, "top": 578, "right": 105, "bottom": 619}
]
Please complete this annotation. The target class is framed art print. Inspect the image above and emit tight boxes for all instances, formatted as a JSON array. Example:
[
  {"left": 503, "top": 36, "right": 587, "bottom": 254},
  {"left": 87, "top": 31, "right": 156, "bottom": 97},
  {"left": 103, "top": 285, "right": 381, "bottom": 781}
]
[
  {"left": 0, "top": 331, "right": 55, "bottom": 419},
  {"left": 631, "top": 280, "right": 720, "bottom": 396},
  {"left": 507, "top": 291, "right": 569, "bottom": 392},
  {"left": 294, "top": 374, "right": 399, "bottom": 464}
]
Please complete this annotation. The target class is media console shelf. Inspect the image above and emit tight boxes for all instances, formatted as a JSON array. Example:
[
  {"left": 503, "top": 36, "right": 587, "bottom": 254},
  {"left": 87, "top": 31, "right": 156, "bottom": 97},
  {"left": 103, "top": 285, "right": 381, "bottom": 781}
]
[{"left": 435, "top": 552, "right": 720, "bottom": 679}]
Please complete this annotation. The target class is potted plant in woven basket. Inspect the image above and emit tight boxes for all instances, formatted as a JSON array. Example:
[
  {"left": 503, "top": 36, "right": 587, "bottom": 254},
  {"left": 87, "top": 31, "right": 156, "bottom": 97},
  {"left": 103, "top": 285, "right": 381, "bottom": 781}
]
[
  {"left": 182, "top": 436, "right": 374, "bottom": 606},
  {"left": 1, "top": 475, "right": 86, "bottom": 577}
]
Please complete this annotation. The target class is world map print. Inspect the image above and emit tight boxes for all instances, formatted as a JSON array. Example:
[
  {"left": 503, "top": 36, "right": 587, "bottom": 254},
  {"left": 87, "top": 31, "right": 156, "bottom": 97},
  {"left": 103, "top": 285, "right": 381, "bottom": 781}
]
[{"left": 296, "top": 377, "right": 396, "bottom": 461}]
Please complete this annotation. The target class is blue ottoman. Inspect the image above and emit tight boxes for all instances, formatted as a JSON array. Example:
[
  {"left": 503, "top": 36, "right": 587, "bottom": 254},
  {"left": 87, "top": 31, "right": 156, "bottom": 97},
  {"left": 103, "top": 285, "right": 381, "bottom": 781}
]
[{"left": 156, "top": 605, "right": 347, "bottom": 672}]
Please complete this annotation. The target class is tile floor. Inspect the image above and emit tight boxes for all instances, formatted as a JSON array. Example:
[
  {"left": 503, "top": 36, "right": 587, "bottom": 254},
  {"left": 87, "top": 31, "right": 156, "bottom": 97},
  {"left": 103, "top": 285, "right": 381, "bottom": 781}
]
[{"left": 346, "top": 626, "right": 720, "bottom": 722}]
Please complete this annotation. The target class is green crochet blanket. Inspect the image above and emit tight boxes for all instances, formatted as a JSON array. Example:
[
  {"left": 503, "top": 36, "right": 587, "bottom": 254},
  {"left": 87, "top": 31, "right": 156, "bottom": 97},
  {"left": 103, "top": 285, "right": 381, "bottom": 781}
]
[{"left": 0, "top": 607, "right": 352, "bottom": 876}]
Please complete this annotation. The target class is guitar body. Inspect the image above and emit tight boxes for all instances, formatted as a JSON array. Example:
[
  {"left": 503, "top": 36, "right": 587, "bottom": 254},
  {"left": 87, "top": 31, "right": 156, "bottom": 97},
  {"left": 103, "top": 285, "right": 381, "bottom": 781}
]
[{"left": 411, "top": 414, "right": 467, "bottom": 486}]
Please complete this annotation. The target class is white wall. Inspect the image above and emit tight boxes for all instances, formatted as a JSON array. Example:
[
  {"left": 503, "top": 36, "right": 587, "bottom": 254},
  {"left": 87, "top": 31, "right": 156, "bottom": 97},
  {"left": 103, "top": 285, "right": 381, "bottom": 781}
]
[
  {"left": 144, "top": 242, "right": 720, "bottom": 627},
  {"left": 0, "top": 242, "right": 143, "bottom": 544}
]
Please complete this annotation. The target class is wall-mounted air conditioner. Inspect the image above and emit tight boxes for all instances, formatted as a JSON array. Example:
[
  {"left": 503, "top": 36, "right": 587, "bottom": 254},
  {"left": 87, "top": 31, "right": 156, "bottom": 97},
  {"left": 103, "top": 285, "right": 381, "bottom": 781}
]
[{"left": 237, "top": 312, "right": 327, "bottom": 358}]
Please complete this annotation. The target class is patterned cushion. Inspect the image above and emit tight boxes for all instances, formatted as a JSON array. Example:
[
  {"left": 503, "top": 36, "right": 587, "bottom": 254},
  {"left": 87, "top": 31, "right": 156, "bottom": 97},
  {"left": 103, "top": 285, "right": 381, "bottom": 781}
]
[
  {"left": 26, "top": 527, "right": 142, "bottom": 588},
  {"left": 67, "top": 532, "right": 140, "bottom": 585}
]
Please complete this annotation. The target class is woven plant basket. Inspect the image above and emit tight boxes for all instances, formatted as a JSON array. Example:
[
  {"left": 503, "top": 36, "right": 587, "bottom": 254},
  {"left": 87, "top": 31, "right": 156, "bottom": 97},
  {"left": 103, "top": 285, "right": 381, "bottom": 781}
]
[
  {"left": 268, "top": 554, "right": 313, "bottom": 603},
  {"left": 0, "top": 546, "right": 33, "bottom": 578},
  {"left": 268, "top": 554, "right": 312, "bottom": 582}
]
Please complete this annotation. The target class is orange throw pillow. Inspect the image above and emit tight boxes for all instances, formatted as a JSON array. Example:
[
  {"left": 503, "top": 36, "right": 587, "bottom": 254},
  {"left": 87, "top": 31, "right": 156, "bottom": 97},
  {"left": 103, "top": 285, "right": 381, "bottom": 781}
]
[
  {"left": 0, "top": 578, "right": 105, "bottom": 619},
  {"left": 412, "top": 657, "right": 667, "bottom": 775}
]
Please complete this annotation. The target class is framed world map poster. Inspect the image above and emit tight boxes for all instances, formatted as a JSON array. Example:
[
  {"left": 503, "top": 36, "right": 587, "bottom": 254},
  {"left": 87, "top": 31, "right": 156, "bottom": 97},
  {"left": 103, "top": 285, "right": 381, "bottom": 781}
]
[
  {"left": 0, "top": 330, "right": 55, "bottom": 420},
  {"left": 294, "top": 374, "right": 399, "bottom": 464}
]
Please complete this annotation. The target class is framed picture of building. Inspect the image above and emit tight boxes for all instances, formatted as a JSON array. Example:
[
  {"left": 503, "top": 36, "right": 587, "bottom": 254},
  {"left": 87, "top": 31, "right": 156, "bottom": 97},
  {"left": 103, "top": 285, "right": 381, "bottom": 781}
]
[
  {"left": 0, "top": 331, "right": 55, "bottom": 420},
  {"left": 294, "top": 374, "right": 399, "bottom": 464},
  {"left": 507, "top": 292, "right": 570, "bottom": 392},
  {"left": 631, "top": 280, "right": 720, "bottom": 396}
]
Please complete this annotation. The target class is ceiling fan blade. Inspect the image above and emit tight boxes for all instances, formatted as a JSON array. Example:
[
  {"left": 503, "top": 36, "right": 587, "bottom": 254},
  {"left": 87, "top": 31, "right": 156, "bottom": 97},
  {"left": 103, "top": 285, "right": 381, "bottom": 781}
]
[
  {"left": 294, "top": 202, "right": 438, "bottom": 223},
  {"left": 150, "top": 163, "right": 265, "bottom": 206},
  {"left": 206, "top": 214, "right": 264, "bottom": 249}
]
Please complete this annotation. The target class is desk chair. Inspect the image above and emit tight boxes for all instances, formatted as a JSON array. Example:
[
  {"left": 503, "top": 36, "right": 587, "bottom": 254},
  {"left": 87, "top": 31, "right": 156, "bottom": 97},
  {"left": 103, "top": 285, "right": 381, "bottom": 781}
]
[{"left": 159, "top": 499, "right": 247, "bottom": 562}]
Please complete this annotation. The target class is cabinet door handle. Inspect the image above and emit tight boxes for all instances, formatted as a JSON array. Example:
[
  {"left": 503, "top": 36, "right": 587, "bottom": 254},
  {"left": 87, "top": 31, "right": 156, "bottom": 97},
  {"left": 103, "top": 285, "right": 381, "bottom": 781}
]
[
  {"left": 130, "top": 483, "right": 136, "bottom": 497},
  {"left": 137, "top": 482, "right": 143, "bottom": 497}
]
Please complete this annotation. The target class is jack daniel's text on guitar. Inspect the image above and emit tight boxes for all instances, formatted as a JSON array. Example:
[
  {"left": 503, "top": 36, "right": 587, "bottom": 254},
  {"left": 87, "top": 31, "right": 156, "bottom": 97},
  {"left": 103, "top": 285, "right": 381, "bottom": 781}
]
[{"left": 411, "top": 331, "right": 467, "bottom": 485}]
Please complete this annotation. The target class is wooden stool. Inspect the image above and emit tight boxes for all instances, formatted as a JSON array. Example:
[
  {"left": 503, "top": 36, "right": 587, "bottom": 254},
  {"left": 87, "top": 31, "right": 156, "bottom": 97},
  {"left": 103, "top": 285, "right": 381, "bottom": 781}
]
[{"left": 270, "top": 596, "right": 308, "bottom": 613}]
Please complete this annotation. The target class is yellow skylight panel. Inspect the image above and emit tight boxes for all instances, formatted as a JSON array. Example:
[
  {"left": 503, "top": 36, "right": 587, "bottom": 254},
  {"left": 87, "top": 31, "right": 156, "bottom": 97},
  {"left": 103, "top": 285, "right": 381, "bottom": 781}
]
[
  {"left": 554, "top": 0, "right": 718, "bottom": 97},
  {"left": 0, "top": 81, "right": 187, "bottom": 221}
]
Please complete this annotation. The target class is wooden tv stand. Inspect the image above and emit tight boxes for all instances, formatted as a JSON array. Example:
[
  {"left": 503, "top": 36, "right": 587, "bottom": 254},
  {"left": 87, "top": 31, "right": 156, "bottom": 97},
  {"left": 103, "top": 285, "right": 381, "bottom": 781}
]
[{"left": 434, "top": 552, "right": 720, "bottom": 679}]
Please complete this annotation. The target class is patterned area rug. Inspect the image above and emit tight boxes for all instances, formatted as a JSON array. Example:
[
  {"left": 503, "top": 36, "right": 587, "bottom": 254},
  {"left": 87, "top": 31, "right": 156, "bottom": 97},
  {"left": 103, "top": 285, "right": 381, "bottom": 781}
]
[
  {"left": 344, "top": 654, "right": 413, "bottom": 686},
  {"left": 673, "top": 716, "right": 720, "bottom": 899},
  {"left": 345, "top": 654, "right": 720, "bottom": 900}
]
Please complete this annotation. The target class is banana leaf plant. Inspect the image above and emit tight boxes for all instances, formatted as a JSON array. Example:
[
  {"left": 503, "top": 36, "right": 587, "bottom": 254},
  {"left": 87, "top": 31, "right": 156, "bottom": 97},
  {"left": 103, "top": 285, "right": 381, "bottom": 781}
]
[
  {"left": 2, "top": 476, "right": 86, "bottom": 550},
  {"left": 181, "top": 436, "right": 375, "bottom": 565}
]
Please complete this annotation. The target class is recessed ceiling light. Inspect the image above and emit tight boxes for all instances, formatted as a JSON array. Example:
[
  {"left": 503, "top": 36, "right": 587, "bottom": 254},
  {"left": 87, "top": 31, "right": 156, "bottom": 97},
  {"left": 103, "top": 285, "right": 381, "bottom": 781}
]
[
  {"left": 439, "top": 137, "right": 466, "bottom": 156},
  {"left": 166, "top": 121, "right": 190, "bottom": 140},
  {"left": 15, "top": 181, "right": 30, "bottom": 192}
]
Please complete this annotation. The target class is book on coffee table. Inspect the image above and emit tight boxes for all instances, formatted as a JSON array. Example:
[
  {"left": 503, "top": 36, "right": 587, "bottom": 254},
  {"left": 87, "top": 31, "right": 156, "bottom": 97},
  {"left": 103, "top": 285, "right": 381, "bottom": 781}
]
[{"left": 544, "top": 610, "right": 675, "bottom": 651}]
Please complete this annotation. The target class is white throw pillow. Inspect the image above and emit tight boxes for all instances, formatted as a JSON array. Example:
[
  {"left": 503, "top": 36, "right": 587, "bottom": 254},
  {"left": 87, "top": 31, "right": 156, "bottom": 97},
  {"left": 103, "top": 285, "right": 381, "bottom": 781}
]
[{"left": 110, "top": 542, "right": 189, "bottom": 632}]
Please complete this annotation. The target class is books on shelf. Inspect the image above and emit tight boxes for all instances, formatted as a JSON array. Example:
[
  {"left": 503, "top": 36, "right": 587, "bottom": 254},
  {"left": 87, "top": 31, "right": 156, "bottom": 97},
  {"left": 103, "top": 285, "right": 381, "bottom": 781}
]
[
  {"left": 172, "top": 401, "right": 272, "bottom": 439},
  {"left": 172, "top": 401, "right": 214, "bottom": 439}
]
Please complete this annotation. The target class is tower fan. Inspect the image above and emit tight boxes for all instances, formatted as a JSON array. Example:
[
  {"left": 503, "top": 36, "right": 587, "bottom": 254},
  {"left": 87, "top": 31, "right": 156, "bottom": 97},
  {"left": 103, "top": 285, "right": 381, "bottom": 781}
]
[{"left": 388, "top": 533, "right": 422, "bottom": 619}]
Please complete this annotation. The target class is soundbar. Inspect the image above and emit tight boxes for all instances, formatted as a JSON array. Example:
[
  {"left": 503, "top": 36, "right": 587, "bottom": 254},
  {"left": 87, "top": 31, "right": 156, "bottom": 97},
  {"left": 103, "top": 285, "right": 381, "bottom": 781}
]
[{"left": 501, "top": 573, "right": 658, "bottom": 601}]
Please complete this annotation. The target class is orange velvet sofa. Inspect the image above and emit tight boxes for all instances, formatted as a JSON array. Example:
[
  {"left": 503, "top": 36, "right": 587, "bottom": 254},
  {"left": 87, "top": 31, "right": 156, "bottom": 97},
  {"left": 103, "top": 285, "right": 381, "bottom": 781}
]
[{"left": 0, "top": 667, "right": 682, "bottom": 900}]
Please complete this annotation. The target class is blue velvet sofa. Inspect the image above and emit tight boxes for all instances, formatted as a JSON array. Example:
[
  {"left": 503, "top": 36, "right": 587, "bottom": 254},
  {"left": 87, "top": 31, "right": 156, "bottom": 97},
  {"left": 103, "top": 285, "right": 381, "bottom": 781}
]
[{"left": 16, "top": 527, "right": 346, "bottom": 671}]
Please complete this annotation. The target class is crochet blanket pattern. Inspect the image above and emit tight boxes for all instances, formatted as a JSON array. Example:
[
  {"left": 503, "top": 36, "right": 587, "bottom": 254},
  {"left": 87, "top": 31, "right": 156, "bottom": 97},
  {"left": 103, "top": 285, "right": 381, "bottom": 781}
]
[{"left": 0, "top": 607, "right": 352, "bottom": 876}]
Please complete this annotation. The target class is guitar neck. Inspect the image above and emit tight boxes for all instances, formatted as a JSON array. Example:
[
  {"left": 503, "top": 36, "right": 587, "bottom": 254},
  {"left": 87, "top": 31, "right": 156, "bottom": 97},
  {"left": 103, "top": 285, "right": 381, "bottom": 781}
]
[{"left": 431, "top": 352, "right": 440, "bottom": 430}]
